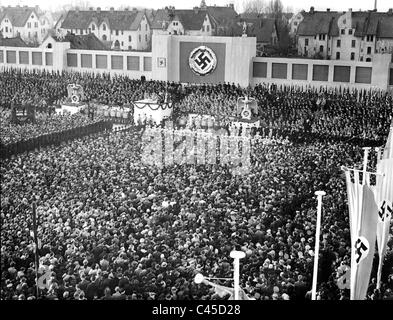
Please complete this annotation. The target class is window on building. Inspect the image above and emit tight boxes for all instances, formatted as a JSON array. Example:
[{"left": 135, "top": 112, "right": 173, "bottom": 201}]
[
  {"left": 121, "top": 31, "right": 124, "bottom": 35},
  {"left": 366, "top": 35, "right": 374, "bottom": 42},
  {"left": 28, "top": 32, "right": 30, "bottom": 37},
  {"left": 314, "top": 35, "right": 316, "bottom": 39},
  {"left": 27, "top": 22, "right": 31, "bottom": 28},
  {"left": 116, "top": 30, "right": 119, "bottom": 36},
  {"left": 80, "top": 29, "right": 83, "bottom": 35},
  {"left": 341, "top": 29, "right": 345, "bottom": 35},
  {"left": 103, "top": 35, "right": 107, "bottom": 41},
  {"left": 352, "top": 40, "right": 356, "bottom": 48},
  {"left": 89, "top": 28, "right": 91, "bottom": 33},
  {"left": 320, "top": 45, "right": 324, "bottom": 52},
  {"left": 336, "top": 52, "right": 340, "bottom": 59},
  {"left": 305, "top": 38, "right": 309, "bottom": 46},
  {"left": 145, "top": 24, "right": 148, "bottom": 31},
  {"left": 349, "top": 29, "right": 353, "bottom": 35},
  {"left": 5, "top": 27, "right": 8, "bottom": 32},
  {"left": 207, "top": 25, "right": 210, "bottom": 32},
  {"left": 92, "top": 24, "right": 95, "bottom": 31},
  {"left": 129, "top": 35, "right": 132, "bottom": 42},
  {"left": 367, "top": 46, "right": 371, "bottom": 54},
  {"left": 145, "top": 34, "right": 147, "bottom": 41},
  {"left": 128, "top": 46, "right": 132, "bottom": 50},
  {"left": 366, "top": 57, "right": 371, "bottom": 62},
  {"left": 35, "top": 31, "right": 37, "bottom": 37},
  {"left": 294, "top": 21, "right": 298, "bottom": 26},
  {"left": 351, "top": 52, "right": 355, "bottom": 60},
  {"left": 121, "top": 41, "right": 124, "bottom": 46},
  {"left": 103, "top": 24, "right": 106, "bottom": 31},
  {"left": 139, "top": 35, "right": 141, "bottom": 42},
  {"left": 337, "top": 39, "right": 341, "bottom": 47},
  {"left": 34, "top": 22, "right": 38, "bottom": 28},
  {"left": 202, "top": 26, "right": 205, "bottom": 32}
]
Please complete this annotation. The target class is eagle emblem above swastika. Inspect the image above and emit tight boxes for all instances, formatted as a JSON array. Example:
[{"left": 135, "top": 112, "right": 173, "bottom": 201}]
[{"left": 189, "top": 46, "right": 217, "bottom": 76}]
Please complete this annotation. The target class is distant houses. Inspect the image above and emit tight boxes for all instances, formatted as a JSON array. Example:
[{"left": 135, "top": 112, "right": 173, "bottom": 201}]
[
  {"left": 0, "top": 5, "right": 53, "bottom": 44},
  {"left": 58, "top": 7, "right": 152, "bottom": 51},
  {"left": 295, "top": 7, "right": 393, "bottom": 61}
]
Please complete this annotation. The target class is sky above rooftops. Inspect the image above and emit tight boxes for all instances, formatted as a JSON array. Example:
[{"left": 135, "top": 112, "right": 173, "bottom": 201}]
[{"left": 0, "top": 0, "right": 391, "bottom": 13}]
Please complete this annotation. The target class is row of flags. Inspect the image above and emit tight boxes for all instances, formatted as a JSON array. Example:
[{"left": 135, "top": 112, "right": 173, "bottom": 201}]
[
  {"left": 342, "top": 121, "right": 393, "bottom": 299},
  {"left": 262, "top": 83, "right": 390, "bottom": 101}
]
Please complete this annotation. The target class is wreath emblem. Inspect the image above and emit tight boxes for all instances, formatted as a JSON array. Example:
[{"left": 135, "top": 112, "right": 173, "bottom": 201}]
[{"left": 71, "top": 94, "right": 80, "bottom": 104}]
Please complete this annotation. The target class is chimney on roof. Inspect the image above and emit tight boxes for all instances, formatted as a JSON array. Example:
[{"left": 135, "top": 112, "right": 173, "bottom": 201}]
[
  {"left": 388, "top": 8, "right": 393, "bottom": 15},
  {"left": 17, "top": 5, "right": 20, "bottom": 7},
  {"left": 327, "top": 8, "right": 330, "bottom": 12},
  {"left": 310, "top": 6, "right": 314, "bottom": 14},
  {"left": 125, "top": 8, "right": 129, "bottom": 11},
  {"left": 76, "top": 7, "right": 79, "bottom": 13},
  {"left": 89, "top": 7, "right": 93, "bottom": 11},
  {"left": 348, "top": 8, "right": 352, "bottom": 12},
  {"left": 133, "top": 7, "right": 137, "bottom": 11},
  {"left": 374, "top": 0, "right": 377, "bottom": 11},
  {"left": 229, "top": 3, "right": 234, "bottom": 9},
  {"left": 110, "top": 7, "right": 114, "bottom": 12},
  {"left": 194, "top": 7, "right": 199, "bottom": 14},
  {"left": 97, "top": 7, "right": 101, "bottom": 12}
]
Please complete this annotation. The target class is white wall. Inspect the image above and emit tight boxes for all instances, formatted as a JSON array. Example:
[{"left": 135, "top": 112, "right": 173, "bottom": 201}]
[{"left": 252, "top": 54, "right": 392, "bottom": 91}]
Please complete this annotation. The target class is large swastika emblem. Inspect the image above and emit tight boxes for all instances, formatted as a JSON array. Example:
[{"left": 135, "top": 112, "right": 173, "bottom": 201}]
[
  {"left": 189, "top": 46, "right": 217, "bottom": 76},
  {"left": 354, "top": 236, "right": 369, "bottom": 264}
]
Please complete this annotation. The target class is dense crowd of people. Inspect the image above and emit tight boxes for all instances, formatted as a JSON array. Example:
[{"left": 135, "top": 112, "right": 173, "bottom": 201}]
[
  {"left": 1, "top": 70, "right": 392, "bottom": 300},
  {"left": 0, "top": 108, "right": 101, "bottom": 146}
]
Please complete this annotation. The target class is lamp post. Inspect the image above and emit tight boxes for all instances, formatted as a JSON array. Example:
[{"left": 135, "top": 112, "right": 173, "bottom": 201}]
[
  {"left": 194, "top": 250, "right": 247, "bottom": 300},
  {"left": 311, "top": 191, "right": 326, "bottom": 300},
  {"left": 230, "top": 250, "right": 246, "bottom": 300}
]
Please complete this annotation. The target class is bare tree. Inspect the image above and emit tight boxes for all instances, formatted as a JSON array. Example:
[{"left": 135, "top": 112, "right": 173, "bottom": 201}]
[
  {"left": 242, "top": 0, "right": 267, "bottom": 15},
  {"left": 266, "top": 0, "right": 283, "bottom": 18}
]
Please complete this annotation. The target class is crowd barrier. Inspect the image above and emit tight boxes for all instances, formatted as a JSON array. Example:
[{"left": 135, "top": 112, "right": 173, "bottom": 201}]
[{"left": 0, "top": 120, "right": 113, "bottom": 159}]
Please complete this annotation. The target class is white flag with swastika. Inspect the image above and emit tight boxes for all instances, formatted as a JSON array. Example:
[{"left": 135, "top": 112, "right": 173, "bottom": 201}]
[
  {"left": 375, "top": 124, "right": 393, "bottom": 289},
  {"left": 343, "top": 169, "right": 378, "bottom": 300}
]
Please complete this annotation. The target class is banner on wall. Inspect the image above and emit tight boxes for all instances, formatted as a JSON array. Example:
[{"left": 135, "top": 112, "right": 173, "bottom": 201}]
[{"left": 179, "top": 42, "right": 226, "bottom": 84}]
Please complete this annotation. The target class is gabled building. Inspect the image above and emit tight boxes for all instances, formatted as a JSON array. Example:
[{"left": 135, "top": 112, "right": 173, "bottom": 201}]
[
  {"left": 60, "top": 7, "right": 152, "bottom": 51},
  {"left": 296, "top": 7, "right": 341, "bottom": 59},
  {"left": 0, "top": 5, "right": 50, "bottom": 44},
  {"left": 296, "top": 7, "right": 393, "bottom": 61},
  {"left": 151, "top": 2, "right": 238, "bottom": 36}
]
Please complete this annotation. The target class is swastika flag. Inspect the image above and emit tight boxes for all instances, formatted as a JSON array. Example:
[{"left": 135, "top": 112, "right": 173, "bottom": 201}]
[
  {"left": 375, "top": 123, "right": 393, "bottom": 289},
  {"left": 343, "top": 168, "right": 378, "bottom": 300}
]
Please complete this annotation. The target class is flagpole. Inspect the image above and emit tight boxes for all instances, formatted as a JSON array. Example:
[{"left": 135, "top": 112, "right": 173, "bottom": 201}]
[
  {"left": 311, "top": 191, "right": 326, "bottom": 300},
  {"left": 31, "top": 202, "right": 40, "bottom": 298},
  {"left": 230, "top": 250, "right": 246, "bottom": 300},
  {"left": 362, "top": 147, "right": 371, "bottom": 185}
]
